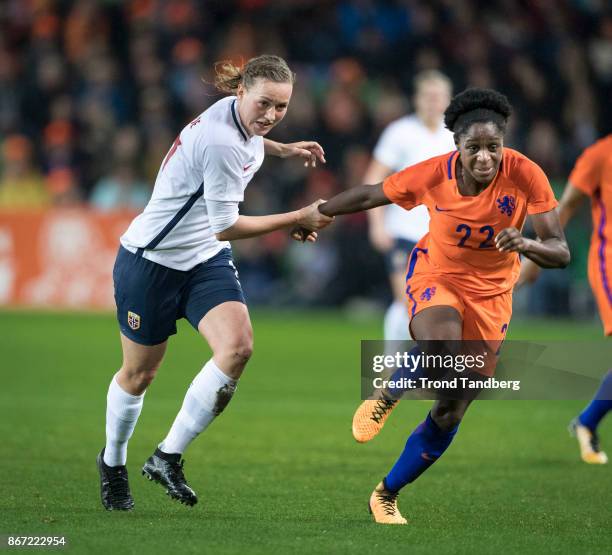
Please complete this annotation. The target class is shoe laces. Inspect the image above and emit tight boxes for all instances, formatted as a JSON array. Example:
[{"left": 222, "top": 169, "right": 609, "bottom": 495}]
[
  {"left": 108, "top": 467, "right": 130, "bottom": 500},
  {"left": 590, "top": 432, "right": 601, "bottom": 453},
  {"left": 168, "top": 459, "right": 188, "bottom": 483},
  {"left": 371, "top": 399, "right": 396, "bottom": 423},
  {"left": 377, "top": 489, "right": 399, "bottom": 516}
]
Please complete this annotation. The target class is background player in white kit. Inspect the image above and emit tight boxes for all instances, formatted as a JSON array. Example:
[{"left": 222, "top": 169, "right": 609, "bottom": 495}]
[
  {"left": 352, "top": 70, "right": 455, "bottom": 443},
  {"left": 97, "top": 55, "right": 333, "bottom": 510}
]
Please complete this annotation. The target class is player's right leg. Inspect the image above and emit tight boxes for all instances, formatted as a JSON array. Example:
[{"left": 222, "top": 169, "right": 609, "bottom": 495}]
[
  {"left": 354, "top": 270, "right": 462, "bottom": 443},
  {"left": 98, "top": 335, "right": 167, "bottom": 510},
  {"left": 353, "top": 241, "right": 415, "bottom": 443},
  {"left": 99, "top": 245, "right": 183, "bottom": 510}
]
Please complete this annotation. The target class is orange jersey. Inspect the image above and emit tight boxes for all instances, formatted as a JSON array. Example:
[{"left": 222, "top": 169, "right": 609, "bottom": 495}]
[
  {"left": 383, "top": 148, "right": 558, "bottom": 296},
  {"left": 568, "top": 135, "right": 612, "bottom": 334}
]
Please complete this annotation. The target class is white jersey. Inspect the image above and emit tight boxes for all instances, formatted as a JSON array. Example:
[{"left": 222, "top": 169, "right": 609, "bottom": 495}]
[
  {"left": 374, "top": 114, "right": 455, "bottom": 242},
  {"left": 121, "top": 96, "right": 264, "bottom": 270}
]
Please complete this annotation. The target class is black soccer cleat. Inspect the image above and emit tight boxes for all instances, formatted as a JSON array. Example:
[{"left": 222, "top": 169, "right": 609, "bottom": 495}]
[
  {"left": 96, "top": 449, "right": 135, "bottom": 511},
  {"left": 142, "top": 448, "right": 198, "bottom": 506}
]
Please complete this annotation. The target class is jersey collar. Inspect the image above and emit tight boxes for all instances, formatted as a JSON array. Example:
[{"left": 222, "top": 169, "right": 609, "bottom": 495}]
[
  {"left": 231, "top": 99, "right": 249, "bottom": 142},
  {"left": 447, "top": 150, "right": 458, "bottom": 180}
]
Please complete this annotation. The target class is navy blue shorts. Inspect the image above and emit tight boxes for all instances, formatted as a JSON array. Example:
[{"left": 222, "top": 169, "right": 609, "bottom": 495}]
[
  {"left": 113, "top": 246, "right": 246, "bottom": 346},
  {"left": 385, "top": 239, "right": 417, "bottom": 274}
]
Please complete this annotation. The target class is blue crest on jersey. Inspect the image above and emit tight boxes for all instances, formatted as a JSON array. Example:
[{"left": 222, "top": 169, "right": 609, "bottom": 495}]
[
  {"left": 420, "top": 287, "right": 437, "bottom": 301},
  {"left": 496, "top": 195, "right": 516, "bottom": 216}
]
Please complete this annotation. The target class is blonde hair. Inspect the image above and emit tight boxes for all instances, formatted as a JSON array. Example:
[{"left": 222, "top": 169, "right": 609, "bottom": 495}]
[
  {"left": 214, "top": 54, "right": 295, "bottom": 94},
  {"left": 413, "top": 69, "right": 452, "bottom": 94}
]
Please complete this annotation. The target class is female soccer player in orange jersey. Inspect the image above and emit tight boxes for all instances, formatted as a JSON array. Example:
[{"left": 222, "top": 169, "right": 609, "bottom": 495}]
[
  {"left": 522, "top": 134, "right": 612, "bottom": 466},
  {"left": 315, "top": 88, "right": 570, "bottom": 524}
]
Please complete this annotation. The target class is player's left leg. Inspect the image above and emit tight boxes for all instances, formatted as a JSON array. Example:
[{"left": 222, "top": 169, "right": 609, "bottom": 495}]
[
  {"left": 369, "top": 305, "right": 466, "bottom": 524},
  {"left": 160, "top": 300, "right": 251, "bottom": 455},
  {"left": 143, "top": 248, "right": 248, "bottom": 505},
  {"left": 571, "top": 370, "right": 611, "bottom": 464},
  {"left": 571, "top": 268, "right": 612, "bottom": 463}
]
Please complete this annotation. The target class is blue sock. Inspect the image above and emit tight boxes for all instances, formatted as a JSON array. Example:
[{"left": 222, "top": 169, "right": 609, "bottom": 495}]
[
  {"left": 578, "top": 370, "right": 612, "bottom": 432},
  {"left": 386, "top": 346, "right": 425, "bottom": 398},
  {"left": 384, "top": 412, "right": 458, "bottom": 492}
]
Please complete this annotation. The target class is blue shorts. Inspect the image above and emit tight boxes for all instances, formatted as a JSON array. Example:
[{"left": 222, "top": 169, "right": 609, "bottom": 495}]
[
  {"left": 113, "top": 246, "right": 246, "bottom": 346},
  {"left": 385, "top": 239, "right": 417, "bottom": 274}
]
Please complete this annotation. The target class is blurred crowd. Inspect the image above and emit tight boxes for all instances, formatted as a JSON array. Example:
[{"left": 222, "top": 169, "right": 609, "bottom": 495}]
[{"left": 1, "top": 0, "right": 610, "bottom": 309}]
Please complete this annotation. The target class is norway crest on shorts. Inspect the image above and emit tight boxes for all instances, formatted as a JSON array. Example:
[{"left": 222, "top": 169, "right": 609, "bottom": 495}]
[{"left": 127, "top": 311, "right": 141, "bottom": 330}]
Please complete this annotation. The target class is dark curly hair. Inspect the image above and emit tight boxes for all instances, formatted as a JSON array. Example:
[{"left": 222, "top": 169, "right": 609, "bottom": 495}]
[{"left": 444, "top": 88, "right": 512, "bottom": 138}]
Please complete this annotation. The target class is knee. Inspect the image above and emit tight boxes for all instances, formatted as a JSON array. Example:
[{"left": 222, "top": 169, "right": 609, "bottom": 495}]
[
  {"left": 231, "top": 335, "right": 254, "bottom": 365},
  {"left": 217, "top": 334, "right": 253, "bottom": 368},
  {"left": 119, "top": 363, "right": 160, "bottom": 393},
  {"left": 430, "top": 406, "right": 465, "bottom": 431}
]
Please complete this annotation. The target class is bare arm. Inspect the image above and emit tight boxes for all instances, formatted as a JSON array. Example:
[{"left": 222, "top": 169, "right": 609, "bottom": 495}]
[
  {"left": 497, "top": 209, "right": 570, "bottom": 269},
  {"left": 557, "top": 181, "right": 588, "bottom": 227},
  {"left": 263, "top": 139, "right": 326, "bottom": 167},
  {"left": 318, "top": 183, "right": 392, "bottom": 217},
  {"left": 217, "top": 200, "right": 333, "bottom": 241},
  {"left": 291, "top": 182, "right": 392, "bottom": 241}
]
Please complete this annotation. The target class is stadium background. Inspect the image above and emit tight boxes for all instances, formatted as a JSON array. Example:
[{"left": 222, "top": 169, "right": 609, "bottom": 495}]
[
  {"left": 1, "top": 0, "right": 611, "bottom": 316},
  {"left": 1, "top": 1, "right": 611, "bottom": 554}
]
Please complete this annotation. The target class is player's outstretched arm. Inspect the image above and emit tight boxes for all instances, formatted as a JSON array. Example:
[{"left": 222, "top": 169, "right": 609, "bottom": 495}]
[
  {"left": 264, "top": 139, "right": 326, "bottom": 167},
  {"left": 215, "top": 199, "right": 333, "bottom": 241},
  {"left": 318, "top": 183, "right": 392, "bottom": 217},
  {"left": 289, "top": 183, "right": 391, "bottom": 242},
  {"left": 496, "top": 210, "right": 570, "bottom": 269}
]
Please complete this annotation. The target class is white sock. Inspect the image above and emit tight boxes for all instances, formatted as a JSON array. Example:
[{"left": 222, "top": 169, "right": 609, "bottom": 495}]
[
  {"left": 160, "top": 359, "right": 238, "bottom": 455},
  {"left": 104, "top": 374, "right": 145, "bottom": 467},
  {"left": 383, "top": 300, "right": 412, "bottom": 340}
]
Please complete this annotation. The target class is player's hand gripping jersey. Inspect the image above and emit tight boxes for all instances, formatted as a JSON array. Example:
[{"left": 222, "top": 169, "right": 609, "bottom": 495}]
[
  {"left": 568, "top": 135, "right": 612, "bottom": 334},
  {"left": 383, "top": 149, "right": 557, "bottom": 346}
]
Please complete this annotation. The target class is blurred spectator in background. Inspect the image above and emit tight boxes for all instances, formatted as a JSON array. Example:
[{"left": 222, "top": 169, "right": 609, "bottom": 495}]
[
  {"left": 90, "top": 162, "right": 150, "bottom": 212},
  {"left": 0, "top": 135, "right": 48, "bottom": 208},
  {"left": 90, "top": 126, "right": 151, "bottom": 211}
]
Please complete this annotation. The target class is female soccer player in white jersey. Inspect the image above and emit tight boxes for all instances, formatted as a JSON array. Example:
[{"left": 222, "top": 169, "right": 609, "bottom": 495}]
[
  {"left": 97, "top": 55, "right": 333, "bottom": 511},
  {"left": 368, "top": 70, "right": 454, "bottom": 341},
  {"left": 352, "top": 71, "right": 455, "bottom": 443}
]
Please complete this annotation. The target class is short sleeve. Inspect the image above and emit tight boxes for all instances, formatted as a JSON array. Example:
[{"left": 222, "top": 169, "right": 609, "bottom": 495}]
[
  {"left": 525, "top": 160, "right": 558, "bottom": 215},
  {"left": 382, "top": 158, "right": 441, "bottom": 210},
  {"left": 568, "top": 141, "right": 606, "bottom": 197},
  {"left": 205, "top": 199, "right": 240, "bottom": 233},
  {"left": 373, "top": 123, "right": 404, "bottom": 170},
  {"left": 203, "top": 144, "right": 245, "bottom": 202}
]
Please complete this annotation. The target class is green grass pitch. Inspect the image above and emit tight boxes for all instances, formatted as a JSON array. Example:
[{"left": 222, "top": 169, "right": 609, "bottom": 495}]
[{"left": 1, "top": 311, "right": 610, "bottom": 554}]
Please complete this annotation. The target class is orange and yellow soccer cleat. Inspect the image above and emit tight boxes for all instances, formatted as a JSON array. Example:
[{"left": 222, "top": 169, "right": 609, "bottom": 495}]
[
  {"left": 368, "top": 481, "right": 407, "bottom": 525},
  {"left": 352, "top": 398, "right": 398, "bottom": 443},
  {"left": 569, "top": 419, "right": 608, "bottom": 464}
]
